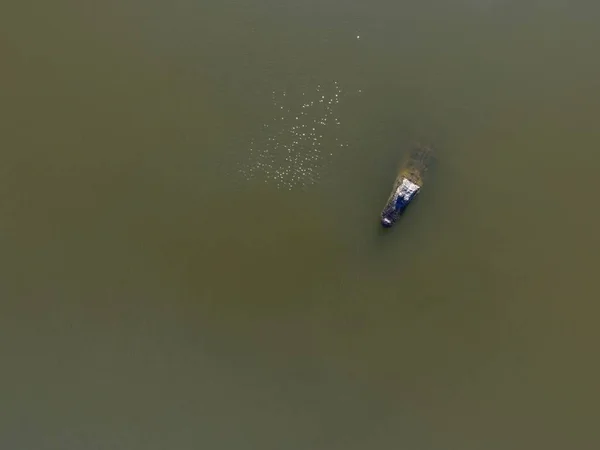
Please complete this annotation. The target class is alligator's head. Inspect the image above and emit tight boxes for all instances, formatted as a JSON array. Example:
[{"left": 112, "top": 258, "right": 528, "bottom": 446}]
[{"left": 381, "top": 215, "right": 395, "bottom": 228}]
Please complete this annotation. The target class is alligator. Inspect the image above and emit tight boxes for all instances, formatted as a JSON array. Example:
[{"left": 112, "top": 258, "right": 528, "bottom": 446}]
[{"left": 380, "top": 144, "right": 433, "bottom": 228}]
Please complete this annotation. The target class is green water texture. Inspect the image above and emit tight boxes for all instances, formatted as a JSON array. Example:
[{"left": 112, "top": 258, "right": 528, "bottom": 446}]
[{"left": 1, "top": 1, "right": 599, "bottom": 448}]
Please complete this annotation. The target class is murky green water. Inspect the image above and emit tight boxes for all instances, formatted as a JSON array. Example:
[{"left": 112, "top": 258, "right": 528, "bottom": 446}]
[{"left": 2, "top": 1, "right": 599, "bottom": 448}]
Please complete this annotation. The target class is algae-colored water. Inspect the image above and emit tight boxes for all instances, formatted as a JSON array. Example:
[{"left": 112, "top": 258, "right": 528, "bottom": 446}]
[{"left": 1, "top": 1, "right": 599, "bottom": 448}]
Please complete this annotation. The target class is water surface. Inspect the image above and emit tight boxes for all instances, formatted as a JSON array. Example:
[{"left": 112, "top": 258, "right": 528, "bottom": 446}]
[{"left": 1, "top": 1, "right": 600, "bottom": 449}]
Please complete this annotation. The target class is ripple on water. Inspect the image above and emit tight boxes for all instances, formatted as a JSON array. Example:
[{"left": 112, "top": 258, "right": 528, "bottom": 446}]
[{"left": 238, "top": 81, "right": 349, "bottom": 190}]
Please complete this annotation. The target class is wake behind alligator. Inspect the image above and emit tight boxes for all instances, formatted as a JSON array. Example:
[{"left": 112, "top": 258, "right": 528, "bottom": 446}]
[{"left": 381, "top": 144, "right": 433, "bottom": 228}]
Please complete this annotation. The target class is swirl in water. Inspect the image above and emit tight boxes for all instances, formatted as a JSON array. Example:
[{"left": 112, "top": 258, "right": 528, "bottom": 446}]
[{"left": 239, "top": 81, "right": 348, "bottom": 190}]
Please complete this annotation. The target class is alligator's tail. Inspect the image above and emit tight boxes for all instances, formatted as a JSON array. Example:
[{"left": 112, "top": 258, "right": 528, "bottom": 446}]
[{"left": 397, "top": 142, "right": 434, "bottom": 186}]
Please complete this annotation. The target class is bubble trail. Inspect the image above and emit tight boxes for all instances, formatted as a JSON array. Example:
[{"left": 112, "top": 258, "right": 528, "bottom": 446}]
[{"left": 238, "top": 80, "right": 350, "bottom": 190}]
